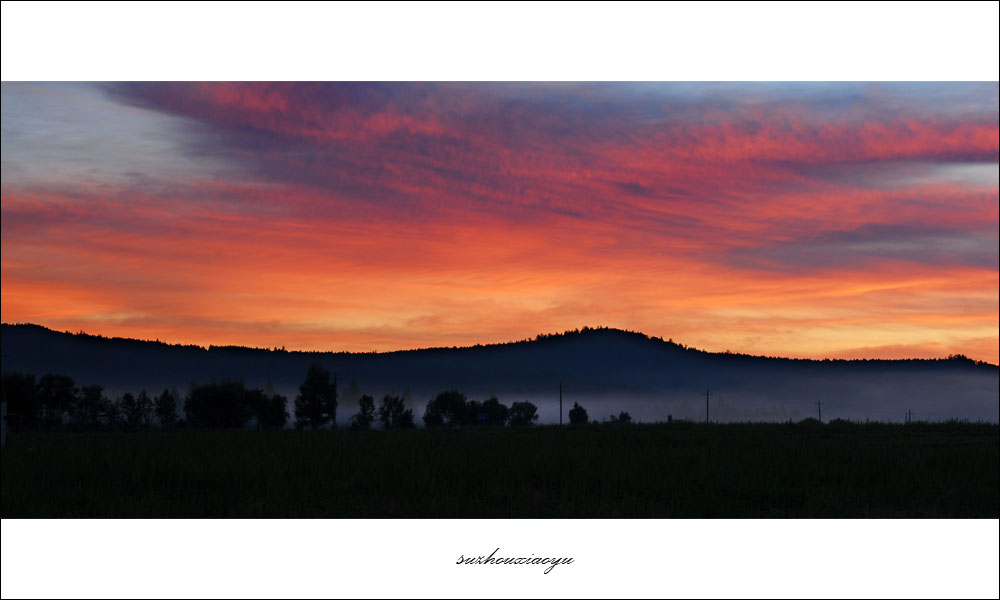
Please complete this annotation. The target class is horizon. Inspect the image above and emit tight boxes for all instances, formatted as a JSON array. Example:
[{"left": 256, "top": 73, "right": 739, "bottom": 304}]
[
  {"left": 2, "top": 83, "right": 998, "bottom": 363},
  {"left": 4, "top": 320, "right": 997, "bottom": 366}
]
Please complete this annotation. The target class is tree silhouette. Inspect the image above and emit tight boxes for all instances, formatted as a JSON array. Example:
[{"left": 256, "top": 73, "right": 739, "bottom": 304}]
[
  {"left": 1, "top": 372, "right": 39, "bottom": 430},
  {"left": 569, "top": 401, "right": 589, "bottom": 425},
  {"left": 477, "top": 396, "right": 509, "bottom": 426},
  {"left": 104, "top": 396, "right": 124, "bottom": 429},
  {"left": 70, "top": 384, "right": 104, "bottom": 430},
  {"left": 423, "top": 389, "right": 468, "bottom": 428},
  {"left": 507, "top": 401, "right": 539, "bottom": 427},
  {"left": 37, "top": 372, "right": 76, "bottom": 428},
  {"left": 464, "top": 399, "right": 482, "bottom": 426},
  {"left": 184, "top": 380, "right": 253, "bottom": 429},
  {"left": 137, "top": 390, "right": 154, "bottom": 428},
  {"left": 608, "top": 411, "right": 632, "bottom": 424},
  {"left": 294, "top": 364, "right": 337, "bottom": 430},
  {"left": 118, "top": 392, "right": 136, "bottom": 427},
  {"left": 378, "top": 394, "right": 415, "bottom": 429},
  {"left": 120, "top": 390, "right": 154, "bottom": 429},
  {"left": 248, "top": 389, "right": 288, "bottom": 430},
  {"left": 155, "top": 388, "right": 178, "bottom": 428},
  {"left": 350, "top": 394, "right": 376, "bottom": 431}
]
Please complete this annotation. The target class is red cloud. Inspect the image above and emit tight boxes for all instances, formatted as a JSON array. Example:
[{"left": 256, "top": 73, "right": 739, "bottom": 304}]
[{"left": 3, "top": 83, "right": 997, "bottom": 362}]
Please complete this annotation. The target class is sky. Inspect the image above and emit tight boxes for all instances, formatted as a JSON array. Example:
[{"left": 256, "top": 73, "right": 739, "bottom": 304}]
[{"left": 1, "top": 82, "right": 998, "bottom": 363}]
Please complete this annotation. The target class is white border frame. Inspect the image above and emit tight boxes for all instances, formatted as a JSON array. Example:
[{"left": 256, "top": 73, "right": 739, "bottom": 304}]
[{"left": 2, "top": 2, "right": 998, "bottom": 599}]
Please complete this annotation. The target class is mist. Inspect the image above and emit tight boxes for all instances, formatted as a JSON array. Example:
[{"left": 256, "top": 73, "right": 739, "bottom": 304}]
[{"left": 4, "top": 324, "right": 996, "bottom": 426}]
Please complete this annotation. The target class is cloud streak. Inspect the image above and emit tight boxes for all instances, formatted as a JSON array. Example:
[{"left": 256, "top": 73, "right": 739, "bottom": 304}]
[{"left": 2, "top": 82, "right": 997, "bottom": 363}]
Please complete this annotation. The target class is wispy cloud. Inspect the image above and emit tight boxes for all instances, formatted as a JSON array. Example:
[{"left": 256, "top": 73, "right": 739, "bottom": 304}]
[{"left": 2, "top": 83, "right": 997, "bottom": 362}]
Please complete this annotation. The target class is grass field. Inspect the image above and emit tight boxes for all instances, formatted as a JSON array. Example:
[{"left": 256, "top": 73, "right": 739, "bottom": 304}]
[{"left": 2, "top": 422, "right": 997, "bottom": 518}]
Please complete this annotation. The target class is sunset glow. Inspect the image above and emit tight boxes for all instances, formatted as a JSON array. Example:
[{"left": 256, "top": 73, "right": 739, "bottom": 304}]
[{"left": 2, "top": 82, "right": 998, "bottom": 362}]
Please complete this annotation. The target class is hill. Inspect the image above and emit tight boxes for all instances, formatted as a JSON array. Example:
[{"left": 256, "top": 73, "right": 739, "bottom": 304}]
[{"left": 1, "top": 323, "right": 997, "bottom": 423}]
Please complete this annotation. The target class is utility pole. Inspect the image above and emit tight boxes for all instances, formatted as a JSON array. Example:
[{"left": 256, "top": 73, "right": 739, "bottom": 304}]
[
  {"left": 905, "top": 409, "right": 912, "bottom": 424},
  {"left": 559, "top": 382, "right": 563, "bottom": 426},
  {"left": 817, "top": 400, "right": 824, "bottom": 423},
  {"left": 705, "top": 389, "right": 712, "bottom": 423}
]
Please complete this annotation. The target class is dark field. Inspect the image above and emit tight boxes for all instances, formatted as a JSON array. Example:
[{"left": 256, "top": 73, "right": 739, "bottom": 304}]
[{"left": 2, "top": 422, "right": 998, "bottom": 518}]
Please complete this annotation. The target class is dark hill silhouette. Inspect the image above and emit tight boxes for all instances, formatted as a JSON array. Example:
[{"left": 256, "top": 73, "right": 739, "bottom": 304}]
[{"left": 2, "top": 323, "right": 997, "bottom": 423}]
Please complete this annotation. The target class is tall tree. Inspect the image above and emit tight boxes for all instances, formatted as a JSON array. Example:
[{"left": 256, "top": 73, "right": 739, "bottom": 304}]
[
  {"left": 423, "top": 389, "right": 467, "bottom": 428},
  {"left": 478, "top": 396, "right": 509, "bottom": 426},
  {"left": 103, "top": 396, "right": 124, "bottom": 429},
  {"left": 568, "top": 401, "right": 589, "bottom": 425},
  {"left": 294, "top": 364, "right": 337, "bottom": 430},
  {"left": 184, "top": 380, "right": 253, "bottom": 429},
  {"left": 73, "top": 384, "right": 106, "bottom": 430},
  {"left": 120, "top": 390, "right": 154, "bottom": 429},
  {"left": 507, "top": 401, "right": 539, "bottom": 427},
  {"left": 350, "top": 394, "right": 376, "bottom": 431},
  {"left": 378, "top": 394, "right": 415, "bottom": 430},
  {"left": 37, "top": 373, "right": 76, "bottom": 428},
  {"left": 248, "top": 389, "right": 289, "bottom": 431},
  {"left": 137, "top": 390, "right": 154, "bottom": 428},
  {"left": 155, "top": 388, "right": 179, "bottom": 429}
]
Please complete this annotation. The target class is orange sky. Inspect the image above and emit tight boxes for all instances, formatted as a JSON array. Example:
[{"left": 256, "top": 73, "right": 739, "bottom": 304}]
[{"left": 2, "top": 83, "right": 998, "bottom": 363}]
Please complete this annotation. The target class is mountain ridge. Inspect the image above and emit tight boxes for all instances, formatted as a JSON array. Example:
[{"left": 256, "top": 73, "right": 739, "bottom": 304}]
[
  {"left": 3, "top": 321, "right": 995, "bottom": 366},
  {"left": 2, "top": 322, "right": 997, "bottom": 423}
]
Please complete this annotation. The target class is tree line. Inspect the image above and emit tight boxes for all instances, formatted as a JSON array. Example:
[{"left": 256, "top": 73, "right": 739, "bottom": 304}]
[{"left": 0, "top": 364, "right": 558, "bottom": 432}]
